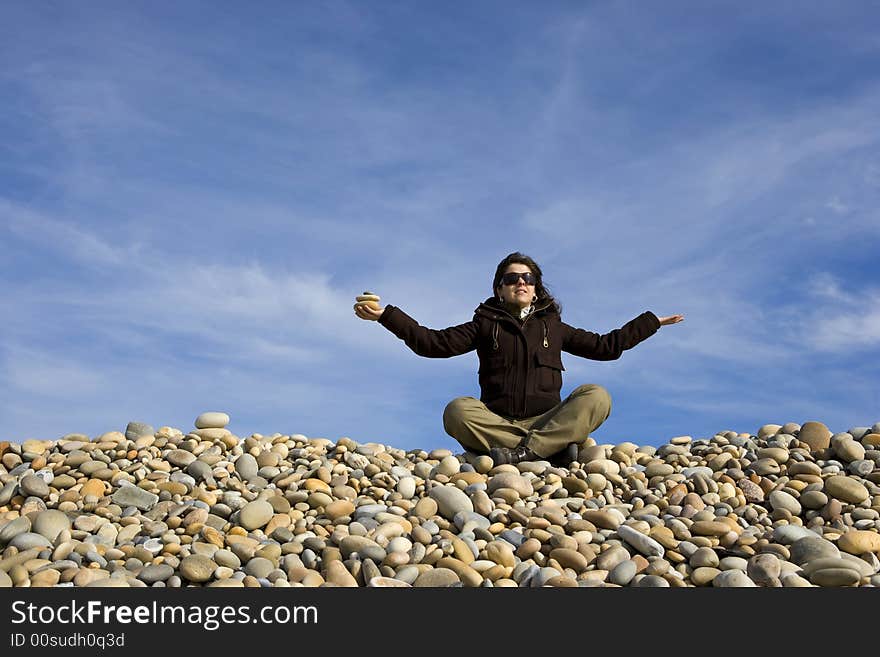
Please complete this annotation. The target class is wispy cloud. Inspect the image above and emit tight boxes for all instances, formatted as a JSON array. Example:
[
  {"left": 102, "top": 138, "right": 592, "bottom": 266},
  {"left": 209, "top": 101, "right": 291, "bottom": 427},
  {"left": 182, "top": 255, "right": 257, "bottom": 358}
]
[
  {"left": 798, "top": 274, "right": 880, "bottom": 351},
  {"left": 2, "top": 200, "right": 138, "bottom": 267},
  {"left": 2, "top": 4, "right": 879, "bottom": 448}
]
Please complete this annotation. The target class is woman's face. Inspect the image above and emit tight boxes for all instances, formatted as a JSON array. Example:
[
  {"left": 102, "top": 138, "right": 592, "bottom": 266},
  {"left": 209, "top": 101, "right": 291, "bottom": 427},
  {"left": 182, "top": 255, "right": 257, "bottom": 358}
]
[{"left": 497, "top": 264, "right": 536, "bottom": 310}]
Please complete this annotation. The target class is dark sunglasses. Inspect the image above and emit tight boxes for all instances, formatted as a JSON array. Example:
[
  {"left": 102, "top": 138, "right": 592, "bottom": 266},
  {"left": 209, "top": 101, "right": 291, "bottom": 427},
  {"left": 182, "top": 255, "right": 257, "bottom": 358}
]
[{"left": 500, "top": 271, "right": 537, "bottom": 286}]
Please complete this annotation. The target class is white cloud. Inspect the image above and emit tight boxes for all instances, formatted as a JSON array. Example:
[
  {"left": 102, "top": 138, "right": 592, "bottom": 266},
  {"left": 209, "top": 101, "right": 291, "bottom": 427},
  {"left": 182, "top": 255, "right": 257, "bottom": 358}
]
[
  {"left": 825, "top": 196, "right": 850, "bottom": 215},
  {"left": 2, "top": 347, "right": 107, "bottom": 398},
  {"left": 799, "top": 274, "right": 880, "bottom": 351},
  {"left": 1, "top": 200, "right": 136, "bottom": 267}
]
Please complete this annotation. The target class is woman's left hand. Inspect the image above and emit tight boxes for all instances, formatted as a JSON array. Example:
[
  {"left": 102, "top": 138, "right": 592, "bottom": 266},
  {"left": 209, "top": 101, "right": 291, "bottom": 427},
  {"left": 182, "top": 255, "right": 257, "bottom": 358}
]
[{"left": 657, "top": 314, "right": 684, "bottom": 326}]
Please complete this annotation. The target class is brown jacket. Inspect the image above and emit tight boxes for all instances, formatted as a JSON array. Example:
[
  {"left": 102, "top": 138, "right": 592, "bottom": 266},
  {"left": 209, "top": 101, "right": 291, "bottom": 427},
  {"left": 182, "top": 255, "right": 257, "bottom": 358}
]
[{"left": 378, "top": 297, "right": 660, "bottom": 419}]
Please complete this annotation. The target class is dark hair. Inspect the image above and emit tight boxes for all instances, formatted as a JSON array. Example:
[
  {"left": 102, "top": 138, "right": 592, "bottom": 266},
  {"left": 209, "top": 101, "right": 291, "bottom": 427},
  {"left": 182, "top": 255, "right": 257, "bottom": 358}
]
[{"left": 492, "top": 252, "right": 562, "bottom": 314}]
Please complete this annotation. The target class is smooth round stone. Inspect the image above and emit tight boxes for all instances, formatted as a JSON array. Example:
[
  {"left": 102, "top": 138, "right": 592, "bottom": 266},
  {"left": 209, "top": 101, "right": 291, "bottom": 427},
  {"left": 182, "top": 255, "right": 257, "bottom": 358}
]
[
  {"left": 719, "top": 556, "right": 749, "bottom": 571},
  {"left": 368, "top": 576, "right": 412, "bottom": 587},
  {"left": 10, "top": 532, "right": 53, "bottom": 550},
  {"left": 80, "top": 479, "right": 106, "bottom": 499},
  {"left": 756, "top": 447, "right": 789, "bottom": 464},
  {"left": 213, "top": 550, "right": 241, "bottom": 569},
  {"left": 454, "top": 511, "right": 491, "bottom": 531},
  {"left": 691, "top": 567, "right": 721, "bottom": 586},
  {"left": 789, "top": 536, "right": 840, "bottom": 565},
  {"left": 769, "top": 490, "right": 802, "bottom": 516},
  {"left": 751, "top": 459, "right": 781, "bottom": 476},
  {"left": 166, "top": 450, "right": 197, "bottom": 467},
  {"left": 19, "top": 475, "right": 49, "bottom": 498},
  {"left": 781, "top": 573, "right": 813, "bottom": 587},
  {"left": 34, "top": 469, "right": 54, "bottom": 485},
  {"left": 244, "top": 557, "right": 275, "bottom": 579},
  {"left": 532, "top": 567, "right": 563, "bottom": 588},
  {"left": 470, "top": 455, "right": 494, "bottom": 474},
  {"left": 758, "top": 425, "right": 783, "bottom": 440},
  {"left": 52, "top": 474, "right": 77, "bottom": 490},
  {"left": 682, "top": 466, "right": 714, "bottom": 480},
  {"left": 234, "top": 454, "right": 259, "bottom": 481},
  {"left": 32, "top": 510, "right": 71, "bottom": 542},
  {"left": 582, "top": 510, "right": 622, "bottom": 530},
  {"left": 125, "top": 422, "right": 154, "bottom": 440},
  {"left": 428, "top": 485, "right": 473, "bottom": 521},
  {"left": 833, "top": 438, "right": 866, "bottom": 463},
  {"left": 809, "top": 568, "right": 861, "bottom": 587},
  {"left": 187, "top": 461, "right": 214, "bottom": 482},
  {"left": 436, "top": 456, "right": 461, "bottom": 477},
  {"left": 386, "top": 537, "right": 412, "bottom": 554},
  {"left": 634, "top": 574, "right": 670, "bottom": 587},
  {"left": 550, "top": 548, "right": 589, "bottom": 572},
  {"left": 596, "top": 545, "right": 631, "bottom": 572},
  {"left": 617, "top": 525, "right": 664, "bottom": 557},
  {"left": 824, "top": 476, "right": 869, "bottom": 504},
  {"left": 238, "top": 500, "right": 273, "bottom": 530},
  {"left": 848, "top": 460, "right": 875, "bottom": 477},
  {"left": 179, "top": 555, "right": 217, "bottom": 582},
  {"left": 413, "top": 567, "right": 461, "bottom": 587},
  {"left": 800, "top": 490, "right": 828, "bottom": 509},
  {"left": 609, "top": 559, "right": 637, "bottom": 586},
  {"left": 772, "top": 525, "right": 818, "bottom": 545},
  {"left": 31, "top": 569, "right": 61, "bottom": 587},
  {"left": 0, "top": 483, "right": 18, "bottom": 506},
  {"left": 486, "top": 472, "right": 533, "bottom": 497},
  {"left": 838, "top": 530, "right": 880, "bottom": 555},
  {"left": 0, "top": 517, "right": 31, "bottom": 545},
  {"left": 112, "top": 485, "right": 159, "bottom": 510},
  {"left": 325, "top": 500, "right": 355, "bottom": 521},
  {"left": 207, "top": 578, "right": 244, "bottom": 588},
  {"left": 352, "top": 504, "right": 387, "bottom": 521},
  {"left": 138, "top": 564, "right": 175, "bottom": 584},
  {"left": 737, "top": 479, "right": 764, "bottom": 502},
  {"left": 21, "top": 497, "right": 48, "bottom": 516},
  {"left": 712, "top": 570, "right": 757, "bottom": 587},
  {"left": 689, "top": 547, "right": 720, "bottom": 568},
  {"left": 839, "top": 554, "right": 876, "bottom": 578},
  {"left": 396, "top": 477, "right": 416, "bottom": 499},
  {"left": 644, "top": 462, "right": 675, "bottom": 477},
  {"left": 195, "top": 412, "right": 230, "bottom": 429},
  {"left": 497, "top": 530, "right": 526, "bottom": 550},
  {"left": 689, "top": 521, "right": 730, "bottom": 537},
  {"left": 747, "top": 554, "right": 782, "bottom": 584},
  {"left": 340, "top": 536, "right": 385, "bottom": 560},
  {"left": 799, "top": 421, "right": 832, "bottom": 452},
  {"left": 585, "top": 473, "right": 608, "bottom": 493}
]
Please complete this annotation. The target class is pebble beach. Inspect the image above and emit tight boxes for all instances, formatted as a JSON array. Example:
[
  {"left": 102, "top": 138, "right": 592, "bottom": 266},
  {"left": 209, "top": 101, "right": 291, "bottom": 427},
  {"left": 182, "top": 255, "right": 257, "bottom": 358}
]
[{"left": 2, "top": 412, "right": 880, "bottom": 588}]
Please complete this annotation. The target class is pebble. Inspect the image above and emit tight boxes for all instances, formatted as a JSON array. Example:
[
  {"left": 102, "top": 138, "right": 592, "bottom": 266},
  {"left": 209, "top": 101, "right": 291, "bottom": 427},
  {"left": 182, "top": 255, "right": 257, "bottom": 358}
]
[
  {"left": 195, "top": 412, "right": 230, "bottom": 429},
  {"left": 125, "top": 422, "right": 155, "bottom": 441},
  {"left": 427, "top": 485, "right": 473, "bottom": 520},
  {"left": 32, "top": 510, "right": 71, "bottom": 542},
  {"left": 112, "top": 484, "right": 159, "bottom": 510},
  {"left": 1, "top": 413, "right": 879, "bottom": 588}
]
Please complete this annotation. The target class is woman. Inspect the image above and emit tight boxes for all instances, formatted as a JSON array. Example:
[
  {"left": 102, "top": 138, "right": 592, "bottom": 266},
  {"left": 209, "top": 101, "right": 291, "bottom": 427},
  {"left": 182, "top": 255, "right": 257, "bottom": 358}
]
[{"left": 354, "top": 252, "right": 684, "bottom": 465}]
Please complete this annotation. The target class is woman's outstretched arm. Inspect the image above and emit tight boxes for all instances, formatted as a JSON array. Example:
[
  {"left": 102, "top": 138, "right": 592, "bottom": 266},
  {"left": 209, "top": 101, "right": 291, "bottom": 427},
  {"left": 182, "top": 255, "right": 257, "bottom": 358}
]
[
  {"left": 562, "top": 310, "right": 683, "bottom": 360},
  {"left": 354, "top": 293, "right": 477, "bottom": 358}
]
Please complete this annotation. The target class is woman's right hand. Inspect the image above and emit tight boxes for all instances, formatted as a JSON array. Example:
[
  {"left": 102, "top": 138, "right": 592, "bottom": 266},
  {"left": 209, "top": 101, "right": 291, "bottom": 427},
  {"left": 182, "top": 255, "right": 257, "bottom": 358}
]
[{"left": 354, "top": 292, "right": 384, "bottom": 321}]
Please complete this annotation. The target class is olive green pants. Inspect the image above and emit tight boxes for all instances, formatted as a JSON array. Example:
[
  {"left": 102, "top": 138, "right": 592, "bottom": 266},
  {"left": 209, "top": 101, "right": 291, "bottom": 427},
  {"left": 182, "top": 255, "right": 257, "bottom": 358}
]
[{"left": 442, "top": 384, "right": 612, "bottom": 458}]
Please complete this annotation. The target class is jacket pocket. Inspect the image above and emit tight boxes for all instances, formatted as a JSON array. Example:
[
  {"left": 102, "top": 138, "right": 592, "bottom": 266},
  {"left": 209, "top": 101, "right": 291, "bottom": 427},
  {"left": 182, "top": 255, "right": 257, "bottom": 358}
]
[
  {"left": 479, "top": 352, "right": 508, "bottom": 398},
  {"left": 534, "top": 350, "right": 564, "bottom": 393}
]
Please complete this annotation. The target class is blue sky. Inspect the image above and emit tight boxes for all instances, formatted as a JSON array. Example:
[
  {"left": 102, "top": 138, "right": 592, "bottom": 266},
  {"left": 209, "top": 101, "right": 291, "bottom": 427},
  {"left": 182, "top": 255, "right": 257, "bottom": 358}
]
[{"left": 2, "top": 2, "right": 879, "bottom": 452}]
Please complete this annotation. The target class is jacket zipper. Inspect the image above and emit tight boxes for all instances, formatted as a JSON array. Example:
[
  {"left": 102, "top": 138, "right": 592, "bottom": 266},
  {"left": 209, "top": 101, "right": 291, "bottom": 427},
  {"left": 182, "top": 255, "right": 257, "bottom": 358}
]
[{"left": 483, "top": 302, "right": 553, "bottom": 418}]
